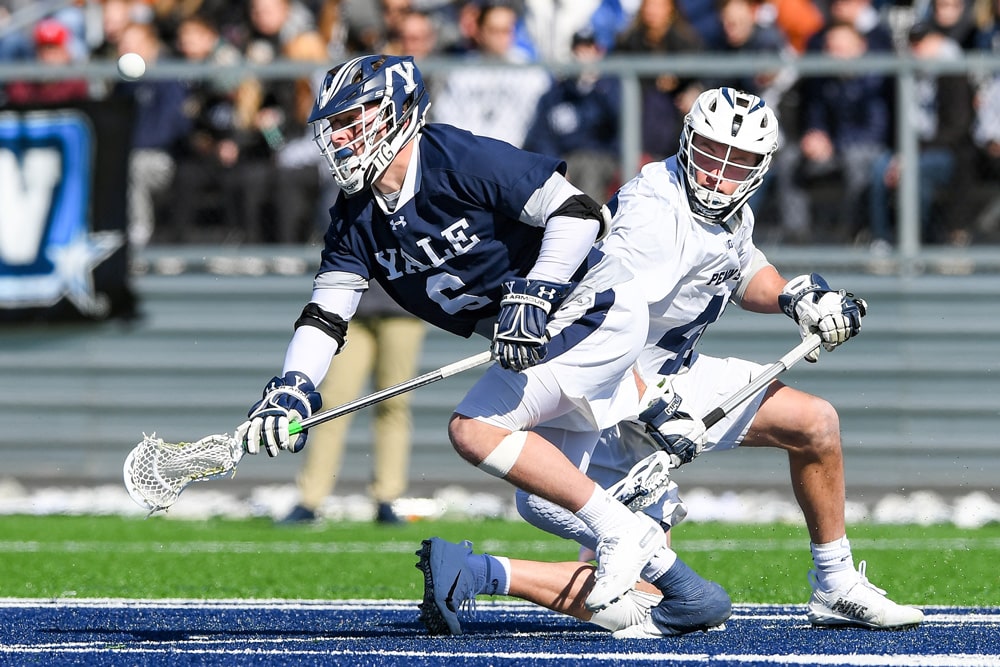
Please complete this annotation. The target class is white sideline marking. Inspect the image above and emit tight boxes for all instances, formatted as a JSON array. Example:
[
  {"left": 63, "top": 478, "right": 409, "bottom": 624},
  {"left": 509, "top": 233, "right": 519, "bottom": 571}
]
[
  {"left": 0, "top": 599, "right": 997, "bottom": 624},
  {"left": 717, "top": 656, "right": 1000, "bottom": 666}
]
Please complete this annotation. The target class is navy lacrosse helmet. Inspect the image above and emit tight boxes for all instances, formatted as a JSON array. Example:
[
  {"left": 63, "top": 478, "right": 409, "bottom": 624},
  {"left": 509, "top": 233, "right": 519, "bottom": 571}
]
[
  {"left": 678, "top": 87, "right": 778, "bottom": 224},
  {"left": 308, "top": 54, "right": 431, "bottom": 197}
]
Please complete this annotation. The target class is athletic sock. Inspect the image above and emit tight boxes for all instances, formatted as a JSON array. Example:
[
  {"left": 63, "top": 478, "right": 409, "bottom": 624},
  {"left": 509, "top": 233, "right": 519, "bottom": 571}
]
[
  {"left": 575, "top": 484, "right": 639, "bottom": 539},
  {"left": 466, "top": 553, "right": 510, "bottom": 596},
  {"left": 810, "top": 535, "right": 857, "bottom": 591},
  {"left": 641, "top": 544, "right": 678, "bottom": 583}
]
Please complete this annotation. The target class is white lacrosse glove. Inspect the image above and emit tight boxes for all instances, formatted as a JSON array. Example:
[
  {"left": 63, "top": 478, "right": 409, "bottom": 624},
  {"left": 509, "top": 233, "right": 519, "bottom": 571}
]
[
  {"left": 779, "top": 273, "right": 865, "bottom": 363},
  {"left": 236, "top": 371, "right": 321, "bottom": 456},
  {"left": 492, "top": 277, "right": 572, "bottom": 372},
  {"left": 636, "top": 378, "right": 707, "bottom": 468}
]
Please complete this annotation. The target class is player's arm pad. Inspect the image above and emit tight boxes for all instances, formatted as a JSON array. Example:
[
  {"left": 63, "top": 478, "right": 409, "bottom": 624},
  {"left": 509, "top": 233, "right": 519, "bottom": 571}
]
[
  {"left": 294, "top": 303, "right": 348, "bottom": 351},
  {"left": 548, "top": 193, "right": 612, "bottom": 240}
]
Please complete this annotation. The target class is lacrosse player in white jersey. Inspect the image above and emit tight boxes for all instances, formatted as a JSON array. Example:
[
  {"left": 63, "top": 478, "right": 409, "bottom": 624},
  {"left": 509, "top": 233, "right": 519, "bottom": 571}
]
[
  {"left": 419, "top": 87, "right": 924, "bottom": 637},
  {"left": 235, "top": 54, "right": 734, "bottom": 633}
]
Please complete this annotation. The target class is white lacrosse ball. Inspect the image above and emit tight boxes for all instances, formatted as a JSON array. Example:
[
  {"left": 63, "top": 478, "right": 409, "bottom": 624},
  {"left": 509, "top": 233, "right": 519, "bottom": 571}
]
[{"left": 117, "top": 52, "right": 146, "bottom": 80}]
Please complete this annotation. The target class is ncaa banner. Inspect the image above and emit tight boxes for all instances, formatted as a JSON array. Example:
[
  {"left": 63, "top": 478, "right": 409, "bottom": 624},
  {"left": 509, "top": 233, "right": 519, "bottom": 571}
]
[{"left": 0, "top": 100, "right": 136, "bottom": 321}]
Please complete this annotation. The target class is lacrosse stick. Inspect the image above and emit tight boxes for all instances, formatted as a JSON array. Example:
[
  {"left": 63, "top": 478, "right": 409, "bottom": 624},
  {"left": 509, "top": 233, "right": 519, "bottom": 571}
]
[
  {"left": 612, "top": 332, "right": 822, "bottom": 510},
  {"left": 124, "top": 350, "right": 493, "bottom": 513}
]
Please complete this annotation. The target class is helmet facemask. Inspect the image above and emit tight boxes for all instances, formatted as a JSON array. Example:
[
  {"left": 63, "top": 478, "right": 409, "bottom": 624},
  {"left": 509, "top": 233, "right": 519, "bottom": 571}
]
[
  {"left": 313, "top": 101, "right": 399, "bottom": 196},
  {"left": 308, "top": 55, "right": 430, "bottom": 197},
  {"left": 678, "top": 87, "right": 778, "bottom": 224}
]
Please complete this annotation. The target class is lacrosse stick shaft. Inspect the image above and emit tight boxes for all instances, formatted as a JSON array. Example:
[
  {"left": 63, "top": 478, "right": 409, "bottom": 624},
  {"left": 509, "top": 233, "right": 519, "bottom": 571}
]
[
  {"left": 700, "top": 332, "right": 821, "bottom": 429},
  {"left": 289, "top": 350, "right": 493, "bottom": 435}
]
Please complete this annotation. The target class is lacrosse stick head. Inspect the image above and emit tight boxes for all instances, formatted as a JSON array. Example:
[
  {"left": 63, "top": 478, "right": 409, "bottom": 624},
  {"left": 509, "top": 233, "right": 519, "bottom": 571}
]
[{"left": 123, "top": 433, "right": 242, "bottom": 513}]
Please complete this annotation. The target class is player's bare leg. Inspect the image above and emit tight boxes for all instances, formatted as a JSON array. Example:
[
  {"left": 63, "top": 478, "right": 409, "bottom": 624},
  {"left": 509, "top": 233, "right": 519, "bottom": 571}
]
[
  {"left": 744, "top": 382, "right": 923, "bottom": 629},
  {"left": 448, "top": 415, "right": 665, "bottom": 610},
  {"left": 416, "top": 537, "right": 663, "bottom": 635}
]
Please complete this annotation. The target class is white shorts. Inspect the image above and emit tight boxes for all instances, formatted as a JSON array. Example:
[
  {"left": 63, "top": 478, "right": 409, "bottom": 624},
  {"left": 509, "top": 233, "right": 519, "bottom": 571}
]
[
  {"left": 455, "top": 275, "right": 647, "bottom": 465},
  {"left": 587, "top": 353, "right": 767, "bottom": 522}
]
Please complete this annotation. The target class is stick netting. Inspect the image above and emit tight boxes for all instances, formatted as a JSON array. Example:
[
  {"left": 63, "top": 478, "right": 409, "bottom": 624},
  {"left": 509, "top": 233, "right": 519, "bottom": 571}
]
[{"left": 123, "top": 433, "right": 241, "bottom": 512}]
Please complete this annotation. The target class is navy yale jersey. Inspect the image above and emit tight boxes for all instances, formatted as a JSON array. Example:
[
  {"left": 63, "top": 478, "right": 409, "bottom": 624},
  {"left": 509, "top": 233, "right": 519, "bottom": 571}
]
[{"left": 317, "top": 123, "right": 586, "bottom": 337}]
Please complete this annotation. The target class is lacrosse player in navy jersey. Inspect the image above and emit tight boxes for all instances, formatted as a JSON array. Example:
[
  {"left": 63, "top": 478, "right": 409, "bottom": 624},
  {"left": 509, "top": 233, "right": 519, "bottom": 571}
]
[
  {"left": 234, "top": 54, "right": 730, "bottom": 630},
  {"left": 421, "top": 88, "right": 924, "bottom": 637}
]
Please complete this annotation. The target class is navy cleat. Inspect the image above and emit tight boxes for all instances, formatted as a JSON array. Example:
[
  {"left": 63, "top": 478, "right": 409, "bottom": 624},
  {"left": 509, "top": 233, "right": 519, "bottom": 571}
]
[
  {"left": 415, "top": 537, "right": 477, "bottom": 635},
  {"left": 612, "top": 558, "right": 731, "bottom": 638}
]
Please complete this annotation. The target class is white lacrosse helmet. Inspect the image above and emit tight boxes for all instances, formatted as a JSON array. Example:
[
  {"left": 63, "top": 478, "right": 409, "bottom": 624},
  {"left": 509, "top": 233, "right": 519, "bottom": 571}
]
[
  {"left": 308, "top": 54, "right": 430, "bottom": 197},
  {"left": 678, "top": 87, "right": 778, "bottom": 224}
]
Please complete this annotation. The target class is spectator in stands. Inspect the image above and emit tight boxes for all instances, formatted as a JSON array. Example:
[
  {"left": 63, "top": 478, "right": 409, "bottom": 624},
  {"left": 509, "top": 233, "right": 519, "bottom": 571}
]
[
  {"left": 798, "top": 21, "right": 892, "bottom": 242},
  {"left": 438, "top": 0, "right": 482, "bottom": 55},
  {"left": 761, "top": 0, "right": 824, "bottom": 54},
  {"left": 225, "top": 0, "right": 316, "bottom": 242},
  {"left": 113, "top": 21, "right": 192, "bottom": 249},
  {"left": 392, "top": 9, "right": 440, "bottom": 59},
  {"left": 165, "top": 12, "right": 244, "bottom": 243},
  {"left": 969, "top": 0, "right": 1000, "bottom": 233},
  {"left": 3, "top": 18, "right": 90, "bottom": 106},
  {"left": 230, "top": 0, "right": 316, "bottom": 63},
  {"left": 587, "top": 0, "right": 640, "bottom": 50},
  {"left": 272, "top": 30, "right": 333, "bottom": 243},
  {"left": 93, "top": 0, "right": 149, "bottom": 61},
  {"left": 315, "top": 0, "right": 349, "bottom": 61},
  {"left": 523, "top": 0, "right": 602, "bottom": 63},
  {"left": 523, "top": 27, "right": 621, "bottom": 201},
  {"left": 868, "top": 23, "right": 975, "bottom": 248},
  {"left": 805, "top": 0, "right": 894, "bottom": 52},
  {"left": 612, "top": 0, "right": 705, "bottom": 161},
  {"left": 923, "top": 0, "right": 978, "bottom": 49},
  {"left": 708, "top": 0, "right": 791, "bottom": 97},
  {"left": 378, "top": 0, "right": 413, "bottom": 54},
  {"left": 676, "top": 0, "right": 725, "bottom": 47},
  {"left": 278, "top": 281, "right": 426, "bottom": 526},
  {"left": 432, "top": 2, "right": 551, "bottom": 148}
]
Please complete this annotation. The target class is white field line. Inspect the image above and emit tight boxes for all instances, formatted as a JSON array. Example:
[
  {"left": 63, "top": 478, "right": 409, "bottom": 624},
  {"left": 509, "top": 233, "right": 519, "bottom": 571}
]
[
  {"left": 1, "top": 536, "right": 999, "bottom": 555},
  {"left": 0, "top": 599, "right": 994, "bottom": 620}
]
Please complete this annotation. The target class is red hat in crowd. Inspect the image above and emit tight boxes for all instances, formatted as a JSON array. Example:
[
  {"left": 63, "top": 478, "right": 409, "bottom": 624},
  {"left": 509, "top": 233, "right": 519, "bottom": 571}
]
[{"left": 34, "top": 19, "right": 70, "bottom": 48}]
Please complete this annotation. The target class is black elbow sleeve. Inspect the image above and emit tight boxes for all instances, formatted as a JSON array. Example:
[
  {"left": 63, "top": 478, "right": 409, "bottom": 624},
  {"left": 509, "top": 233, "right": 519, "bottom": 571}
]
[{"left": 294, "top": 303, "right": 348, "bottom": 349}]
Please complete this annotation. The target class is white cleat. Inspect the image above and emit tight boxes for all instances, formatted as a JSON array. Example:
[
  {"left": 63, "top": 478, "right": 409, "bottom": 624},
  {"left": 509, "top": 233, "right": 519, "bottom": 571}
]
[
  {"left": 588, "top": 589, "right": 663, "bottom": 632},
  {"left": 807, "top": 561, "right": 924, "bottom": 630},
  {"left": 607, "top": 451, "right": 675, "bottom": 512},
  {"left": 585, "top": 513, "right": 666, "bottom": 612},
  {"left": 415, "top": 537, "right": 477, "bottom": 635}
]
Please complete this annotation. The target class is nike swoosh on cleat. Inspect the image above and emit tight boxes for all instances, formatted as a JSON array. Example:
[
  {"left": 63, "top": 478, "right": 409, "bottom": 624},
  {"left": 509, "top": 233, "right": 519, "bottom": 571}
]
[{"left": 445, "top": 573, "right": 462, "bottom": 612}]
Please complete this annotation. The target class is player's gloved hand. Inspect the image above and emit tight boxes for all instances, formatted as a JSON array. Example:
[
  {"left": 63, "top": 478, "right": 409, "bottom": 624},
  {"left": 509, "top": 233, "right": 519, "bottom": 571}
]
[
  {"left": 637, "top": 378, "right": 707, "bottom": 467},
  {"left": 492, "top": 277, "right": 572, "bottom": 372},
  {"left": 236, "top": 371, "right": 321, "bottom": 456},
  {"left": 778, "top": 273, "right": 865, "bottom": 362}
]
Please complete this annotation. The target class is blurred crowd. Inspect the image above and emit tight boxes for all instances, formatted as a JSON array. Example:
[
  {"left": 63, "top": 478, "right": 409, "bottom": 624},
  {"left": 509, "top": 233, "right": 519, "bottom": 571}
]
[{"left": 2, "top": 0, "right": 999, "bottom": 251}]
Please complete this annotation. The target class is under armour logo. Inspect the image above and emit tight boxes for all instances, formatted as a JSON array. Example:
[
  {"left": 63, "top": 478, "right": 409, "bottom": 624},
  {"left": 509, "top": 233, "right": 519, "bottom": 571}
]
[
  {"left": 536, "top": 286, "right": 558, "bottom": 301},
  {"left": 390, "top": 216, "right": 407, "bottom": 230}
]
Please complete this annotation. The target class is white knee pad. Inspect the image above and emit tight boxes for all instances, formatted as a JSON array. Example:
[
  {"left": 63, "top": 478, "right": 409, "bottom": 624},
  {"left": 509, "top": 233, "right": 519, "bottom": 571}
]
[{"left": 477, "top": 431, "right": 527, "bottom": 478}]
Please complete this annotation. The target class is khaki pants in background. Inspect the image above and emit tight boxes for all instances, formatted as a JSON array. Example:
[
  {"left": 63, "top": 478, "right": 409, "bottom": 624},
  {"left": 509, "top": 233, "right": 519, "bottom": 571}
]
[{"left": 296, "top": 316, "right": 426, "bottom": 511}]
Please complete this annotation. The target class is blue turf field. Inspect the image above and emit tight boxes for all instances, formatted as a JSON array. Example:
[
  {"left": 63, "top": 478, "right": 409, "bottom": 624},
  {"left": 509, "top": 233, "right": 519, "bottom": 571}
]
[{"left": 1, "top": 599, "right": 999, "bottom": 666}]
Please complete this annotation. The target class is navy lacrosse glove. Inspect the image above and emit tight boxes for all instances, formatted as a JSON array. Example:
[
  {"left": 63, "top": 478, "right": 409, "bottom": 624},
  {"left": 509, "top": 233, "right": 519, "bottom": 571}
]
[
  {"left": 638, "top": 389, "right": 707, "bottom": 468},
  {"left": 492, "top": 277, "right": 572, "bottom": 372},
  {"left": 778, "top": 273, "right": 865, "bottom": 362},
  {"left": 236, "top": 371, "right": 321, "bottom": 456}
]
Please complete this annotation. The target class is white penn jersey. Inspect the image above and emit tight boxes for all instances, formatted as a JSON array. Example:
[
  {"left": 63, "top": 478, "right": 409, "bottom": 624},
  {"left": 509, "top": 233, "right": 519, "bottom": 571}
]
[{"left": 599, "top": 156, "right": 763, "bottom": 382}]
